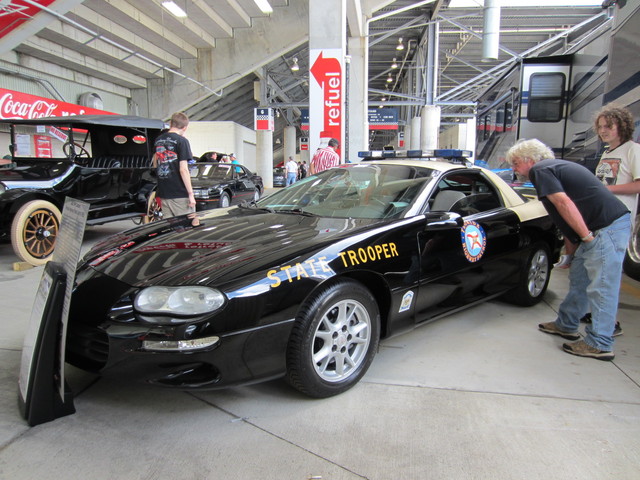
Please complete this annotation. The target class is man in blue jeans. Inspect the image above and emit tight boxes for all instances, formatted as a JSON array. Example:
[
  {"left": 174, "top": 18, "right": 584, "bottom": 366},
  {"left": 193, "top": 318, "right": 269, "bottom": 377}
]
[
  {"left": 285, "top": 156, "right": 298, "bottom": 186},
  {"left": 507, "top": 139, "right": 630, "bottom": 361}
]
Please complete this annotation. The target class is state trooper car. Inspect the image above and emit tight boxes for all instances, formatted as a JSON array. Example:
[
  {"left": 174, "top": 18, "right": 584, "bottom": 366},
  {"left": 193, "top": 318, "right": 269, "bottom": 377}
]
[{"left": 64, "top": 149, "right": 561, "bottom": 398}]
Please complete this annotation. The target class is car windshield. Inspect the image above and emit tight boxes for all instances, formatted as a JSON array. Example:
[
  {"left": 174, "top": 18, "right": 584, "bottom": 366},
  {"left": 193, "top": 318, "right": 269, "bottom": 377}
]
[
  {"left": 191, "top": 163, "right": 234, "bottom": 180},
  {"left": 256, "top": 163, "right": 437, "bottom": 219}
]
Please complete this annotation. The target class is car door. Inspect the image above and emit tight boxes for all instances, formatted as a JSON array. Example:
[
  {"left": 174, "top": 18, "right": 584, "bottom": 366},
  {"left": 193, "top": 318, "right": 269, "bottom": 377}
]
[
  {"left": 231, "top": 165, "right": 257, "bottom": 204},
  {"left": 413, "top": 169, "right": 522, "bottom": 322}
]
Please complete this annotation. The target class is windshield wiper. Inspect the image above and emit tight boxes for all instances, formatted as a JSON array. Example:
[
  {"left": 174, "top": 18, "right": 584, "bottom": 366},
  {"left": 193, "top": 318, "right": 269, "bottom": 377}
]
[
  {"left": 238, "top": 201, "right": 275, "bottom": 213},
  {"left": 277, "top": 208, "right": 317, "bottom": 217}
]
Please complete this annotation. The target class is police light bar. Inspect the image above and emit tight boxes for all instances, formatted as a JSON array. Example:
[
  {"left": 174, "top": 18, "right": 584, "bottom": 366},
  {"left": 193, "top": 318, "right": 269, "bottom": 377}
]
[{"left": 358, "top": 149, "right": 471, "bottom": 161}]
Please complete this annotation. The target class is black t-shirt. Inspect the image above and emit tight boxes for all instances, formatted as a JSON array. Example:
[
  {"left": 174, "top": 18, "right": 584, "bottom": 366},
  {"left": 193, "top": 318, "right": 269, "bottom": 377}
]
[
  {"left": 529, "top": 159, "right": 629, "bottom": 243},
  {"left": 154, "top": 131, "right": 192, "bottom": 199}
]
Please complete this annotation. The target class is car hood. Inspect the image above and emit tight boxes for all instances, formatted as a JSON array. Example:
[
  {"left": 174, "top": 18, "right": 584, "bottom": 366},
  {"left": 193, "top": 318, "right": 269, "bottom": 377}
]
[{"left": 80, "top": 208, "right": 388, "bottom": 288}]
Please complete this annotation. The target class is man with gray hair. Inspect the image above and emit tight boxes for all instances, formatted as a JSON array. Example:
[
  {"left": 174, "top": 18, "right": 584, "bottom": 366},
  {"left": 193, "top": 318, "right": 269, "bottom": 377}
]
[{"left": 506, "top": 138, "right": 630, "bottom": 361}]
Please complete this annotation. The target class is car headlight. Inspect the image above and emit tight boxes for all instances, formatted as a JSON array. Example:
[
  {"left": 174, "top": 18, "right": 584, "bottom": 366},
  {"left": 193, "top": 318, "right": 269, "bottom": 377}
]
[
  {"left": 193, "top": 189, "right": 209, "bottom": 199},
  {"left": 0, "top": 182, "right": 6, "bottom": 195},
  {"left": 134, "top": 286, "right": 225, "bottom": 316}
]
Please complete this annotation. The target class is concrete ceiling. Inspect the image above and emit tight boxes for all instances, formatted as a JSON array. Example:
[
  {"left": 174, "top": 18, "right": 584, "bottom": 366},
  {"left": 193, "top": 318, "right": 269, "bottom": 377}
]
[{"left": 0, "top": 0, "right": 608, "bottom": 150}]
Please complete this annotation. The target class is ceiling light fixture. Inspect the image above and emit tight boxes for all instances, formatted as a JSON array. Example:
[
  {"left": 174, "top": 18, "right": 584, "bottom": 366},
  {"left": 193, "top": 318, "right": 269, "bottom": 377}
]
[
  {"left": 391, "top": 58, "right": 398, "bottom": 69},
  {"left": 291, "top": 57, "right": 299, "bottom": 72},
  {"left": 254, "top": 0, "right": 273, "bottom": 14},
  {"left": 396, "top": 37, "right": 404, "bottom": 50},
  {"left": 387, "top": 74, "right": 393, "bottom": 83},
  {"left": 162, "top": 1, "right": 187, "bottom": 18}
]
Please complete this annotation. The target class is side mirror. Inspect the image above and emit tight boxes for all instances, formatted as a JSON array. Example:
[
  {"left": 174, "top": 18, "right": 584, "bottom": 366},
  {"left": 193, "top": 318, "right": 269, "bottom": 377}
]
[{"left": 425, "top": 212, "right": 463, "bottom": 230}]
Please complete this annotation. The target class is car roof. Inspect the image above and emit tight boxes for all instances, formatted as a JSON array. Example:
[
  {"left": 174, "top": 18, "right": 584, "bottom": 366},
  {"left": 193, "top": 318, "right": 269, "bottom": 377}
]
[{"left": 0, "top": 114, "right": 164, "bottom": 129}]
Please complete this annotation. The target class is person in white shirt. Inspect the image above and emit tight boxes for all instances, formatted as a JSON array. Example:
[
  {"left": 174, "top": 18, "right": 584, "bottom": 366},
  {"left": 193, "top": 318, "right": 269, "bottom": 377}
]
[{"left": 285, "top": 156, "right": 298, "bottom": 186}]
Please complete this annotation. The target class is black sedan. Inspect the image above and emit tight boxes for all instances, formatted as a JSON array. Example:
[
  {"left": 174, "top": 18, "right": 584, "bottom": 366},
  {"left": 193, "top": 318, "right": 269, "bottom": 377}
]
[
  {"left": 65, "top": 151, "right": 561, "bottom": 398},
  {"left": 190, "top": 162, "right": 263, "bottom": 209}
]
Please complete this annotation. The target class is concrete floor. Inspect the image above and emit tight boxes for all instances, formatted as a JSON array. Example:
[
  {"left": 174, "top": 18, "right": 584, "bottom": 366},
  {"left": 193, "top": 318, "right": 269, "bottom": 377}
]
[{"left": 1, "top": 218, "right": 639, "bottom": 480}]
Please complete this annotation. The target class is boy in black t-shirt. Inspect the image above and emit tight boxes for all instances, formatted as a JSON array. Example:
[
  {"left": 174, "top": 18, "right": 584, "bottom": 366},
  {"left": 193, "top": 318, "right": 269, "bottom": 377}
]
[{"left": 152, "top": 112, "right": 195, "bottom": 217}]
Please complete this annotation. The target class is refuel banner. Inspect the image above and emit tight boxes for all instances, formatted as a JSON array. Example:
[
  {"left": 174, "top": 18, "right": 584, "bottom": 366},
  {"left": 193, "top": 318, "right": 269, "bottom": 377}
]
[
  {"left": 309, "top": 49, "right": 344, "bottom": 157},
  {"left": 0, "top": 88, "right": 112, "bottom": 120}
]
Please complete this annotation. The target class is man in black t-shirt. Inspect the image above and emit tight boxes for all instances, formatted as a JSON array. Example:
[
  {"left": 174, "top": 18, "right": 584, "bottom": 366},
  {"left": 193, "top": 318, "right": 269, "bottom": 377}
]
[
  {"left": 506, "top": 139, "right": 630, "bottom": 361},
  {"left": 152, "top": 112, "right": 196, "bottom": 217}
]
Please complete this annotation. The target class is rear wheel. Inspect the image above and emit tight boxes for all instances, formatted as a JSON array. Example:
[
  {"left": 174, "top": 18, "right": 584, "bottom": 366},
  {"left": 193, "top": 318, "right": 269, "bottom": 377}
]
[
  {"left": 11, "top": 200, "right": 62, "bottom": 265},
  {"left": 286, "top": 279, "right": 380, "bottom": 398},
  {"left": 218, "top": 192, "right": 231, "bottom": 208},
  {"left": 505, "top": 243, "right": 551, "bottom": 306}
]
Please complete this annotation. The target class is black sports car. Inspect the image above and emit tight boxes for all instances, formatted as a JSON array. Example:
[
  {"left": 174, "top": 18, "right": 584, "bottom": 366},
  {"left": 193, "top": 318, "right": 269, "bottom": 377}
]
[
  {"left": 190, "top": 162, "right": 263, "bottom": 209},
  {"left": 65, "top": 151, "right": 561, "bottom": 398}
]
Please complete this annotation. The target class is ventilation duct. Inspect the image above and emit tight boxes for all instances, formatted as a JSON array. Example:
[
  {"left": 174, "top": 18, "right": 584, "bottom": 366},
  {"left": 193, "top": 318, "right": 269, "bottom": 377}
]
[{"left": 482, "top": 0, "right": 501, "bottom": 62}]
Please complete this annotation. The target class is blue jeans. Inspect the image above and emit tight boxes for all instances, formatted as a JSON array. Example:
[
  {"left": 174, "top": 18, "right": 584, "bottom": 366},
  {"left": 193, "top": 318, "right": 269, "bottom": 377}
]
[
  {"left": 286, "top": 173, "right": 297, "bottom": 186},
  {"left": 555, "top": 213, "right": 630, "bottom": 350}
]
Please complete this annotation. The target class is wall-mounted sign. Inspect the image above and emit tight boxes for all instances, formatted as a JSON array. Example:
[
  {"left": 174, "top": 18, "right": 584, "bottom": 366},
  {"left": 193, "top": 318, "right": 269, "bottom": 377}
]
[
  {"left": 0, "top": 88, "right": 113, "bottom": 120},
  {"left": 254, "top": 108, "right": 274, "bottom": 131},
  {"left": 299, "top": 137, "right": 309, "bottom": 151},
  {"left": 368, "top": 108, "right": 399, "bottom": 130},
  {"left": 309, "top": 49, "right": 344, "bottom": 156}
]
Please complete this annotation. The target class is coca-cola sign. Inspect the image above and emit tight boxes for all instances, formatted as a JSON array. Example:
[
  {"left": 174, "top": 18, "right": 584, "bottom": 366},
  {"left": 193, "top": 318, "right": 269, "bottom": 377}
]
[{"left": 0, "top": 88, "right": 113, "bottom": 120}]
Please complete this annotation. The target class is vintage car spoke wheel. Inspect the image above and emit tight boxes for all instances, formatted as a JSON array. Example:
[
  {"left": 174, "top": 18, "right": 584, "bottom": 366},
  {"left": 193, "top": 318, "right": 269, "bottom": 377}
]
[
  {"left": 219, "top": 192, "right": 231, "bottom": 208},
  {"left": 286, "top": 279, "right": 380, "bottom": 398},
  {"left": 623, "top": 214, "right": 640, "bottom": 281},
  {"left": 505, "top": 243, "right": 551, "bottom": 306},
  {"left": 11, "top": 200, "right": 62, "bottom": 266},
  {"left": 142, "top": 191, "right": 162, "bottom": 224}
]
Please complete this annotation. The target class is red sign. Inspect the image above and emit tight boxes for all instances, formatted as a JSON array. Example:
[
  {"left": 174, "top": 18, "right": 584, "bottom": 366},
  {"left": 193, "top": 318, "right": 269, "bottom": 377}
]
[
  {"left": 310, "top": 51, "right": 343, "bottom": 153},
  {"left": 0, "top": 1, "right": 57, "bottom": 40},
  {"left": 33, "top": 135, "right": 52, "bottom": 158},
  {"left": 0, "top": 88, "right": 113, "bottom": 120}
]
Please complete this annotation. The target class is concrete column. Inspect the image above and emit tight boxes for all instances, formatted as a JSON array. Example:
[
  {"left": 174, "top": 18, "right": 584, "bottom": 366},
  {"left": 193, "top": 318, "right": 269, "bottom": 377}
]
[
  {"left": 482, "top": 0, "right": 501, "bottom": 61},
  {"left": 466, "top": 117, "right": 477, "bottom": 162},
  {"left": 284, "top": 126, "right": 297, "bottom": 162},
  {"left": 404, "top": 124, "right": 412, "bottom": 150},
  {"left": 309, "top": 0, "right": 347, "bottom": 159},
  {"left": 411, "top": 116, "right": 421, "bottom": 151},
  {"left": 257, "top": 130, "right": 274, "bottom": 188},
  {"left": 347, "top": 36, "right": 367, "bottom": 162},
  {"left": 421, "top": 105, "right": 441, "bottom": 150}
]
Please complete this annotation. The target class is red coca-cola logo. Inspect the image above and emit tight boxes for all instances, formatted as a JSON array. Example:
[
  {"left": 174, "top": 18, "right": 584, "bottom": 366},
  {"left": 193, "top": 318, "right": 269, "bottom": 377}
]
[
  {"left": 0, "top": 88, "right": 112, "bottom": 120},
  {"left": 0, "top": 92, "right": 58, "bottom": 119}
]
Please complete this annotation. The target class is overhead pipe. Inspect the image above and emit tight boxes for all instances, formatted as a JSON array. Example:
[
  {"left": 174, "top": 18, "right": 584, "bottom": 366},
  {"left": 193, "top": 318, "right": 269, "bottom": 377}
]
[{"left": 482, "top": 0, "right": 501, "bottom": 62}]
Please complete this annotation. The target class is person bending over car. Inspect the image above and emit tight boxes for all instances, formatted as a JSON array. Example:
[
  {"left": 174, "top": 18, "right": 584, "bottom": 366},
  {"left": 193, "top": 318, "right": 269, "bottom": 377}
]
[
  {"left": 506, "top": 138, "right": 630, "bottom": 361},
  {"left": 152, "top": 112, "right": 196, "bottom": 217}
]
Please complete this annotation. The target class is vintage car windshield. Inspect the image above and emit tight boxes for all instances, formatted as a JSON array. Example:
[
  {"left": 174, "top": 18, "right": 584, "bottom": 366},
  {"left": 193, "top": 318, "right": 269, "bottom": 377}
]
[
  {"left": 9, "top": 123, "right": 92, "bottom": 159},
  {"left": 256, "top": 163, "right": 437, "bottom": 219}
]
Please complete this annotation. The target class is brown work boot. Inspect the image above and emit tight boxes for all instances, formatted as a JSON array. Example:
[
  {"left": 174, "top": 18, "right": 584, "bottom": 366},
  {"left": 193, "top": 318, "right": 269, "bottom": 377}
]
[
  {"left": 562, "top": 340, "right": 614, "bottom": 361},
  {"left": 538, "top": 322, "right": 580, "bottom": 341}
]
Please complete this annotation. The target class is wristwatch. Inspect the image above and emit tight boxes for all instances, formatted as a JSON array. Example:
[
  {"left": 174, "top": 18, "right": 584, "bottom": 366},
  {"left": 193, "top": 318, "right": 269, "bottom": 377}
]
[{"left": 580, "top": 231, "right": 594, "bottom": 242}]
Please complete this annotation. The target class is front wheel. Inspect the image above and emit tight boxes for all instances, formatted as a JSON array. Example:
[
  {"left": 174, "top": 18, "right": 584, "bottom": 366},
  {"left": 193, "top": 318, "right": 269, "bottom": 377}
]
[
  {"left": 11, "top": 200, "right": 62, "bottom": 265},
  {"left": 286, "top": 279, "right": 380, "bottom": 398},
  {"left": 623, "top": 214, "right": 640, "bottom": 281},
  {"left": 504, "top": 243, "right": 551, "bottom": 306},
  {"left": 142, "top": 191, "right": 162, "bottom": 224}
]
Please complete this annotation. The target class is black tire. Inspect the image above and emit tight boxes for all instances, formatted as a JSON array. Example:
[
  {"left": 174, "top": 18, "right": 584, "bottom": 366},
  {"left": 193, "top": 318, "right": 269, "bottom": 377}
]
[
  {"left": 11, "top": 200, "right": 62, "bottom": 266},
  {"left": 623, "top": 214, "right": 640, "bottom": 281},
  {"left": 286, "top": 279, "right": 380, "bottom": 398},
  {"left": 505, "top": 243, "right": 551, "bottom": 306},
  {"left": 218, "top": 192, "right": 231, "bottom": 208}
]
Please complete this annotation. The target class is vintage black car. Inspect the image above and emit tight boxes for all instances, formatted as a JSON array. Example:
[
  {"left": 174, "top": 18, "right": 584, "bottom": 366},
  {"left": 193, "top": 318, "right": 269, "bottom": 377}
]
[
  {"left": 64, "top": 150, "right": 561, "bottom": 398},
  {"left": 0, "top": 115, "right": 164, "bottom": 265},
  {"left": 190, "top": 162, "right": 263, "bottom": 209}
]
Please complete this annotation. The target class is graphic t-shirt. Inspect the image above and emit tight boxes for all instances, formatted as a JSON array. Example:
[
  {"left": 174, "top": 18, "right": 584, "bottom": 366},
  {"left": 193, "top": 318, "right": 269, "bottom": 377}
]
[
  {"left": 595, "top": 140, "right": 640, "bottom": 224},
  {"left": 154, "top": 132, "right": 192, "bottom": 199}
]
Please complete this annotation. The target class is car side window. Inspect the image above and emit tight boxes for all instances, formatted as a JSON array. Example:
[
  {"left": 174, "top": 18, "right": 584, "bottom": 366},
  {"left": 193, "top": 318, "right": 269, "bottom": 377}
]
[{"left": 429, "top": 172, "right": 502, "bottom": 215}]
